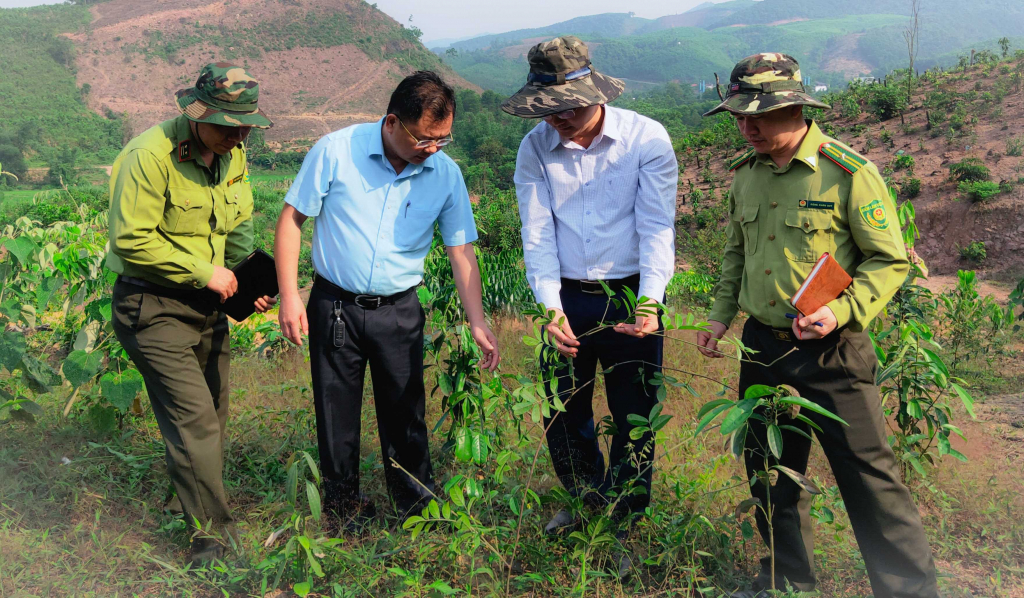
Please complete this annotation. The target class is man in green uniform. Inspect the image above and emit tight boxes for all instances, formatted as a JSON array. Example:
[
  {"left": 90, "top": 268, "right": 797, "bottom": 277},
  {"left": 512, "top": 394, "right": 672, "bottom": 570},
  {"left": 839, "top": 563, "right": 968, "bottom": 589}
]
[
  {"left": 697, "top": 54, "right": 939, "bottom": 598},
  {"left": 107, "top": 63, "right": 275, "bottom": 565}
]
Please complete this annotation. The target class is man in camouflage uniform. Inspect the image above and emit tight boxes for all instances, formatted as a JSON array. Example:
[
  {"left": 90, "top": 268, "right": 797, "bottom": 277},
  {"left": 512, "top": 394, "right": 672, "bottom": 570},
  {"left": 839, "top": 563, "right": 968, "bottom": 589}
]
[
  {"left": 108, "top": 63, "right": 275, "bottom": 565},
  {"left": 697, "top": 54, "right": 939, "bottom": 598}
]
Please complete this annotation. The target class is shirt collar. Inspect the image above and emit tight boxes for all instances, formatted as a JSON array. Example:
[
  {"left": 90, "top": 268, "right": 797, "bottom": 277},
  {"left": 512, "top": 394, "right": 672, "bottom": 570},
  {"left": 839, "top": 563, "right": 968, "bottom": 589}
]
[
  {"left": 370, "top": 117, "right": 437, "bottom": 176},
  {"left": 548, "top": 104, "right": 618, "bottom": 151},
  {"left": 173, "top": 115, "right": 198, "bottom": 163},
  {"left": 753, "top": 119, "right": 824, "bottom": 172}
]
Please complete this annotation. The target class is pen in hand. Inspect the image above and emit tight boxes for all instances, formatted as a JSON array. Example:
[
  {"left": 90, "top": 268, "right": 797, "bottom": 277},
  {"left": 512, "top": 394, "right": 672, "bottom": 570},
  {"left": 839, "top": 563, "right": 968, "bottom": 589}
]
[{"left": 786, "top": 313, "right": 824, "bottom": 327}]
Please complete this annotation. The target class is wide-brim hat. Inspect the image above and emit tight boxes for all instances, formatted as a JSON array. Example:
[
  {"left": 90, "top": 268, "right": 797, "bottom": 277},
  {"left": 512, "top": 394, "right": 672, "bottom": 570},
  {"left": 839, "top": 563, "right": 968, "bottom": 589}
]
[
  {"left": 175, "top": 62, "right": 273, "bottom": 129},
  {"left": 501, "top": 36, "right": 624, "bottom": 118},
  {"left": 703, "top": 52, "right": 830, "bottom": 117}
]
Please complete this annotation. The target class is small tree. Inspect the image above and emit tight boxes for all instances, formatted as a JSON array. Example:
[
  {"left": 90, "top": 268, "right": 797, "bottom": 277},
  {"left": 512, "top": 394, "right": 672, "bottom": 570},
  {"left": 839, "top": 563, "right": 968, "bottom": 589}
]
[
  {"left": 902, "top": 0, "right": 921, "bottom": 108},
  {"left": 999, "top": 37, "right": 1011, "bottom": 58}
]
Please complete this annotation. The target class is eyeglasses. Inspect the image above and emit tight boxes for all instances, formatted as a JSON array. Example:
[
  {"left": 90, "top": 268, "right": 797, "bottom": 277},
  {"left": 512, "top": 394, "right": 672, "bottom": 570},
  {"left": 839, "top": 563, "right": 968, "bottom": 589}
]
[
  {"left": 397, "top": 117, "right": 454, "bottom": 148},
  {"left": 547, "top": 109, "right": 576, "bottom": 120}
]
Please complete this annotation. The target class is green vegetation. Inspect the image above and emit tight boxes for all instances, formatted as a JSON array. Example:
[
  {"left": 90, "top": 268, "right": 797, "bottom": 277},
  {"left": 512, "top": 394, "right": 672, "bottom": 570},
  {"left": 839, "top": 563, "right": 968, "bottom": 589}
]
[
  {"left": 948, "top": 157, "right": 991, "bottom": 183},
  {"left": 958, "top": 180, "right": 1001, "bottom": 202},
  {"left": 958, "top": 240, "right": 988, "bottom": 262}
]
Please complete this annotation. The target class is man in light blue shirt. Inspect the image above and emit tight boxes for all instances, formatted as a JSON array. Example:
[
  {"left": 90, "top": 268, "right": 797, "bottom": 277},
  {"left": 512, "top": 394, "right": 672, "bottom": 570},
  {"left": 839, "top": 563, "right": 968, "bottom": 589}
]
[{"left": 275, "top": 71, "right": 499, "bottom": 529}]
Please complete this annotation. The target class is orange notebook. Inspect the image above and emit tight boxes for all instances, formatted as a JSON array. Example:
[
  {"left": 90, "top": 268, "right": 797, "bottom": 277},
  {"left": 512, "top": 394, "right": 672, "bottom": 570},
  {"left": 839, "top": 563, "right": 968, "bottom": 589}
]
[{"left": 790, "top": 253, "right": 853, "bottom": 316}]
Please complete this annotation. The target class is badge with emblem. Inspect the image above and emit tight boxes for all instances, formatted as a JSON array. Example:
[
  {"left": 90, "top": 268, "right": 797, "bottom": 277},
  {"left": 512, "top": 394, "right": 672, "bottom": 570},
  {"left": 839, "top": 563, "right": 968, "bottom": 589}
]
[{"left": 859, "top": 199, "right": 889, "bottom": 230}]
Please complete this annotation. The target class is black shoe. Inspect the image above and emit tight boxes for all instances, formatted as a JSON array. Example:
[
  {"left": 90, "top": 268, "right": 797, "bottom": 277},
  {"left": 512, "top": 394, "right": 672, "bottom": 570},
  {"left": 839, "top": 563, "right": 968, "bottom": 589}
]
[
  {"left": 188, "top": 536, "right": 225, "bottom": 568},
  {"left": 323, "top": 495, "right": 377, "bottom": 536},
  {"left": 544, "top": 509, "right": 580, "bottom": 536},
  {"left": 611, "top": 527, "right": 639, "bottom": 579}
]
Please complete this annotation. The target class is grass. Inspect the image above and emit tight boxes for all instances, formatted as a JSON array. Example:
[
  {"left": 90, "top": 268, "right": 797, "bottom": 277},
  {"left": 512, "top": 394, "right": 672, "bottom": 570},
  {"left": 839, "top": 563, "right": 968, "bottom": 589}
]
[{"left": 2, "top": 314, "right": 1023, "bottom": 596}]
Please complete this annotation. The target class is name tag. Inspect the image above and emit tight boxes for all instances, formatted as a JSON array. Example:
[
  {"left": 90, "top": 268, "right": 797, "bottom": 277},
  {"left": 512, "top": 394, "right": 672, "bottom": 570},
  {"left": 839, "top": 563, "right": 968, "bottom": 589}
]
[{"left": 798, "top": 200, "right": 835, "bottom": 210}]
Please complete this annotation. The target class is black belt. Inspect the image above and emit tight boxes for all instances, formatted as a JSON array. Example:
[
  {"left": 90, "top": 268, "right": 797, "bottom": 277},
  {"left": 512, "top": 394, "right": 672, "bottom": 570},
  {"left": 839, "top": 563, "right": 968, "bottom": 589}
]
[
  {"left": 561, "top": 273, "right": 641, "bottom": 296},
  {"left": 116, "top": 275, "right": 213, "bottom": 303},
  {"left": 313, "top": 275, "right": 416, "bottom": 310}
]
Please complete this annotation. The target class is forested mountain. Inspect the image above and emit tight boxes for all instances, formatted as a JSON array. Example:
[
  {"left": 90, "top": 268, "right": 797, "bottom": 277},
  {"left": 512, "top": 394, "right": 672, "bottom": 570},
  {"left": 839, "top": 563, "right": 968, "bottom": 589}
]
[{"left": 441, "top": 0, "right": 1024, "bottom": 95}]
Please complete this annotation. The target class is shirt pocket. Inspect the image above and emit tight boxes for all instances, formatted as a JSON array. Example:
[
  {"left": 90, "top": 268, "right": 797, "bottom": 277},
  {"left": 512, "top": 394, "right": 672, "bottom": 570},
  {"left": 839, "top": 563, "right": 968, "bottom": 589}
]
[
  {"left": 395, "top": 206, "right": 439, "bottom": 252},
  {"left": 224, "top": 183, "right": 251, "bottom": 229},
  {"left": 783, "top": 209, "right": 833, "bottom": 262},
  {"left": 733, "top": 202, "right": 759, "bottom": 255},
  {"left": 163, "top": 187, "right": 209, "bottom": 235}
]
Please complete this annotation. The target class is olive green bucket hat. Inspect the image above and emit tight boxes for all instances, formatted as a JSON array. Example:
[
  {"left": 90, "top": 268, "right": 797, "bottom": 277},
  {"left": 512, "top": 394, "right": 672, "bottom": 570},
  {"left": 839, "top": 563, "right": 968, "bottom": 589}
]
[
  {"left": 501, "top": 36, "right": 624, "bottom": 118},
  {"left": 175, "top": 62, "right": 273, "bottom": 129},
  {"left": 703, "top": 53, "right": 830, "bottom": 117}
]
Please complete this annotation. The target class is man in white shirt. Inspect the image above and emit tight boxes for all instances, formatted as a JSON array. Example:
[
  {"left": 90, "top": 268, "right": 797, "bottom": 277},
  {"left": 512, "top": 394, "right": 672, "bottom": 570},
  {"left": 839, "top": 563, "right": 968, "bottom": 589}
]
[{"left": 503, "top": 36, "right": 678, "bottom": 547}]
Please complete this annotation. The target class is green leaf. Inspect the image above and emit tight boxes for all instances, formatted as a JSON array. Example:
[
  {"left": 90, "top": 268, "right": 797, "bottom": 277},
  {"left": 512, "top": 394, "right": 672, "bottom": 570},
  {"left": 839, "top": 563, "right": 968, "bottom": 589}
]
[
  {"left": 950, "top": 383, "right": 976, "bottom": 419},
  {"left": 73, "top": 321, "right": 102, "bottom": 352},
  {"left": 301, "top": 451, "right": 321, "bottom": 484},
  {"left": 465, "top": 477, "right": 483, "bottom": 499},
  {"left": 3, "top": 236, "right": 39, "bottom": 265},
  {"left": 35, "top": 274, "right": 63, "bottom": 313},
  {"left": 293, "top": 581, "right": 311, "bottom": 597},
  {"left": 471, "top": 431, "right": 488, "bottom": 465},
  {"left": 744, "top": 384, "right": 777, "bottom": 400},
  {"left": 767, "top": 424, "right": 783, "bottom": 460},
  {"left": 62, "top": 350, "right": 103, "bottom": 389},
  {"left": 20, "top": 355, "right": 59, "bottom": 392},
  {"left": 428, "top": 499, "right": 441, "bottom": 519},
  {"left": 734, "top": 497, "right": 761, "bottom": 517},
  {"left": 306, "top": 480, "right": 322, "bottom": 521},
  {"left": 428, "top": 580, "right": 459, "bottom": 595},
  {"left": 286, "top": 460, "right": 299, "bottom": 507},
  {"left": 626, "top": 413, "right": 648, "bottom": 427},
  {"left": 100, "top": 368, "right": 144, "bottom": 413},
  {"left": 695, "top": 402, "right": 732, "bottom": 436},
  {"left": 629, "top": 427, "right": 648, "bottom": 440},
  {"left": 772, "top": 465, "right": 822, "bottom": 495},
  {"left": 720, "top": 398, "right": 757, "bottom": 435},
  {"left": 0, "top": 331, "right": 27, "bottom": 371},
  {"left": 696, "top": 398, "right": 731, "bottom": 420},
  {"left": 454, "top": 427, "right": 472, "bottom": 463},
  {"left": 777, "top": 396, "right": 849, "bottom": 427}
]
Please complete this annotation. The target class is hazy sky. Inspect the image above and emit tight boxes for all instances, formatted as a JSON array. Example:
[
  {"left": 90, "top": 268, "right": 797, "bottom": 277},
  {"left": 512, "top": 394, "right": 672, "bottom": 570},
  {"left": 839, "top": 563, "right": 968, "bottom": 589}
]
[{"left": 0, "top": 0, "right": 715, "bottom": 44}]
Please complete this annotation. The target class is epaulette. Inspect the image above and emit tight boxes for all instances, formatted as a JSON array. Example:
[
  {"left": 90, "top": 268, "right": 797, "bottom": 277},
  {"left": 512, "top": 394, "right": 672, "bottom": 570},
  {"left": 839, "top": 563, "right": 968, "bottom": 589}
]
[
  {"left": 819, "top": 141, "right": 867, "bottom": 174},
  {"left": 728, "top": 147, "right": 756, "bottom": 171}
]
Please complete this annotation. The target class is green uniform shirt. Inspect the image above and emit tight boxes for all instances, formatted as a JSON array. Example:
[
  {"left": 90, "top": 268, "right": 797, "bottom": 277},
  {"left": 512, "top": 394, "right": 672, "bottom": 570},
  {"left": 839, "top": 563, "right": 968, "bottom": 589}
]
[
  {"left": 708, "top": 121, "right": 909, "bottom": 331},
  {"left": 106, "top": 115, "right": 254, "bottom": 289}
]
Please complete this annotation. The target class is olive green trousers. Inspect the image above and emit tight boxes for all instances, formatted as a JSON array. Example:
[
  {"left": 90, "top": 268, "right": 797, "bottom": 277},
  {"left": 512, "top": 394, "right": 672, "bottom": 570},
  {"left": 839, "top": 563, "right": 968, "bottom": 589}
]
[
  {"left": 739, "top": 318, "right": 938, "bottom": 598},
  {"left": 112, "top": 280, "right": 233, "bottom": 532}
]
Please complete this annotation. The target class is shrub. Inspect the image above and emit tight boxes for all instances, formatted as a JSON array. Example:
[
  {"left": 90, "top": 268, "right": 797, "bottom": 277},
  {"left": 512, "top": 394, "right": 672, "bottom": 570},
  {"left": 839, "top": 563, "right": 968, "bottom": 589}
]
[
  {"left": 957, "top": 241, "right": 987, "bottom": 262},
  {"left": 892, "top": 152, "right": 915, "bottom": 172},
  {"left": 958, "top": 180, "right": 1001, "bottom": 202},
  {"left": 1006, "top": 136, "right": 1024, "bottom": 157},
  {"left": 869, "top": 85, "right": 908, "bottom": 120},
  {"left": 903, "top": 177, "right": 922, "bottom": 198},
  {"left": 948, "top": 157, "right": 990, "bottom": 182}
]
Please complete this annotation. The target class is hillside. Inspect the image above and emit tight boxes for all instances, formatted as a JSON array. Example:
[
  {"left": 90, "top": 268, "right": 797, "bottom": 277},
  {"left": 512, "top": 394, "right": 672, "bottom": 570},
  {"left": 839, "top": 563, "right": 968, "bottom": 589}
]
[
  {"left": 0, "top": 0, "right": 477, "bottom": 169},
  {"left": 442, "top": 0, "right": 1024, "bottom": 96}
]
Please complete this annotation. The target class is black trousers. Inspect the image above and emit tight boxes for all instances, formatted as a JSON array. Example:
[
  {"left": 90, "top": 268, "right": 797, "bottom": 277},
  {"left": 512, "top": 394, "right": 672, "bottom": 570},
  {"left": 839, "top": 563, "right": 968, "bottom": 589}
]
[
  {"left": 542, "top": 279, "right": 664, "bottom": 516},
  {"left": 307, "top": 280, "right": 433, "bottom": 514},
  {"left": 739, "top": 318, "right": 938, "bottom": 597}
]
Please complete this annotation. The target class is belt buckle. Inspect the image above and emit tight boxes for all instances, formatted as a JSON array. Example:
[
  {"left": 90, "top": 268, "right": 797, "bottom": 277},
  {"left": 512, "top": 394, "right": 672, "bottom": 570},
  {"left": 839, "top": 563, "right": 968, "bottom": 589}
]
[
  {"left": 772, "top": 329, "right": 794, "bottom": 342},
  {"left": 579, "top": 280, "right": 606, "bottom": 295},
  {"left": 354, "top": 294, "right": 382, "bottom": 309}
]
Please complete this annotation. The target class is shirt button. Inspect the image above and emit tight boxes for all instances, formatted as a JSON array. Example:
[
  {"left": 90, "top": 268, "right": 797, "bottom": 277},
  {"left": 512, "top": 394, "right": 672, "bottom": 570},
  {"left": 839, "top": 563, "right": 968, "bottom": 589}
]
[
  {"left": 769, "top": 234, "right": 776, "bottom": 241},
  {"left": 769, "top": 300, "right": 776, "bottom": 307},
  {"left": 234, "top": 194, "right": 238, "bottom": 199},
  {"left": 740, "top": 216, "right": 745, "bottom": 222},
  {"left": 586, "top": 239, "right": 591, "bottom": 243},
  {"left": 803, "top": 222, "right": 810, "bottom": 228},
  {"left": 185, "top": 199, "right": 190, "bottom": 206},
  {"left": 586, "top": 211, "right": 592, "bottom": 215},
  {"left": 771, "top": 202, "right": 778, "bottom": 208},
  {"left": 765, "top": 268, "right": 772, "bottom": 275}
]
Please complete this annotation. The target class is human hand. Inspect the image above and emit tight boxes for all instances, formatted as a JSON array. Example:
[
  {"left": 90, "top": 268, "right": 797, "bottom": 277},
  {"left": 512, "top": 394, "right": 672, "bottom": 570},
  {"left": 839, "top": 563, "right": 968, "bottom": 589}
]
[
  {"left": 614, "top": 299, "right": 660, "bottom": 338},
  {"left": 544, "top": 308, "right": 580, "bottom": 357},
  {"left": 206, "top": 266, "right": 238, "bottom": 303},
  {"left": 254, "top": 295, "right": 278, "bottom": 313},
  {"left": 470, "top": 321, "right": 501, "bottom": 372},
  {"left": 792, "top": 306, "right": 837, "bottom": 340},
  {"left": 697, "top": 320, "right": 729, "bottom": 358},
  {"left": 278, "top": 292, "right": 308, "bottom": 346}
]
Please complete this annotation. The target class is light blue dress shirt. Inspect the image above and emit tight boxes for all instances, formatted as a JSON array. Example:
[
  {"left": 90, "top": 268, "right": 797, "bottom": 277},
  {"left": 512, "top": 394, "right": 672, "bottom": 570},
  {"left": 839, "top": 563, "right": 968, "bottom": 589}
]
[{"left": 285, "top": 118, "right": 478, "bottom": 296}]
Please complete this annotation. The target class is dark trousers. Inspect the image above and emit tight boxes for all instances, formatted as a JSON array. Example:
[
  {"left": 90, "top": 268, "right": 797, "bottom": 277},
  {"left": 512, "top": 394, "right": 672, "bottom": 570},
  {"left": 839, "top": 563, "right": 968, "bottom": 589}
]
[
  {"left": 306, "top": 280, "right": 433, "bottom": 515},
  {"left": 739, "top": 318, "right": 938, "bottom": 597},
  {"left": 542, "top": 280, "right": 664, "bottom": 516},
  {"left": 111, "top": 280, "right": 233, "bottom": 531}
]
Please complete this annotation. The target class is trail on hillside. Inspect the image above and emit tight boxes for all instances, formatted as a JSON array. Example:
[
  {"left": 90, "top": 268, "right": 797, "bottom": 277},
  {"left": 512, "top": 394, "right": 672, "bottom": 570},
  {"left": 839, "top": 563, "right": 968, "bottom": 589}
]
[{"left": 317, "top": 66, "right": 393, "bottom": 116}]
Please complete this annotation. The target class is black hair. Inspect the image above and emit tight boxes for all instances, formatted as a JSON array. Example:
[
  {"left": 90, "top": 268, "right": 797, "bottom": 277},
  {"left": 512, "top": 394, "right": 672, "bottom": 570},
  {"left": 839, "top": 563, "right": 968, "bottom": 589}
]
[{"left": 386, "top": 70, "right": 457, "bottom": 124}]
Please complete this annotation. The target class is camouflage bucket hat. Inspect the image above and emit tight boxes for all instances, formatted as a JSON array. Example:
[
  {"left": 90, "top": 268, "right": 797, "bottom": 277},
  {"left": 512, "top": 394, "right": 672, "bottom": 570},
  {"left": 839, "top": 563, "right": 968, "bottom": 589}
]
[
  {"left": 501, "top": 36, "right": 624, "bottom": 118},
  {"left": 175, "top": 63, "right": 273, "bottom": 129},
  {"left": 702, "top": 53, "right": 830, "bottom": 117}
]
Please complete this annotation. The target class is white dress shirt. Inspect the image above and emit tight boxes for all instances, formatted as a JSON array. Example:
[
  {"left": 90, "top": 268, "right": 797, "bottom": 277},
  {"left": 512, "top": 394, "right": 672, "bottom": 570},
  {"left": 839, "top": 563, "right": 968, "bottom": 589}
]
[{"left": 514, "top": 105, "right": 678, "bottom": 311}]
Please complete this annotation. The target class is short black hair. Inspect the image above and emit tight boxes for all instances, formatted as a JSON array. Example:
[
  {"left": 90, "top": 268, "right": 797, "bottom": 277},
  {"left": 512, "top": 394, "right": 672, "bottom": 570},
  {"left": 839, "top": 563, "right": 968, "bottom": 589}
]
[{"left": 386, "top": 71, "right": 456, "bottom": 124}]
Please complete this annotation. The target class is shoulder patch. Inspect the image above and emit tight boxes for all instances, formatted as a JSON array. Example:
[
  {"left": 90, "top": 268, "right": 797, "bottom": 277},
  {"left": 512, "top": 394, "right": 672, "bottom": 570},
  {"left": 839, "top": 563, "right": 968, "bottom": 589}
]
[
  {"left": 728, "top": 148, "right": 756, "bottom": 171},
  {"left": 819, "top": 142, "right": 867, "bottom": 174},
  {"left": 177, "top": 140, "right": 192, "bottom": 163},
  {"left": 859, "top": 198, "right": 890, "bottom": 230}
]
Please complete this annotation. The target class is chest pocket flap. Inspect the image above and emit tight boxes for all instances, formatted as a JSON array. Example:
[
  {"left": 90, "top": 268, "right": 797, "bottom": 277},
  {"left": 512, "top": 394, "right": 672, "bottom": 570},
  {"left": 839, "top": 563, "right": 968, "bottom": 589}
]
[
  {"left": 732, "top": 202, "right": 760, "bottom": 255},
  {"left": 784, "top": 209, "right": 833, "bottom": 262},
  {"left": 164, "top": 188, "right": 208, "bottom": 235}
]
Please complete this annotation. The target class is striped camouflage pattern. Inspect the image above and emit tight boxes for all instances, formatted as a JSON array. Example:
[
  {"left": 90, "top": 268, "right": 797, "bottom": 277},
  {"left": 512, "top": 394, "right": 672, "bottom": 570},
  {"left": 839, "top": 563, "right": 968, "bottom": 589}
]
[
  {"left": 819, "top": 141, "right": 867, "bottom": 174},
  {"left": 703, "top": 53, "right": 830, "bottom": 117},
  {"left": 501, "top": 36, "right": 624, "bottom": 118},
  {"left": 175, "top": 63, "right": 273, "bottom": 129}
]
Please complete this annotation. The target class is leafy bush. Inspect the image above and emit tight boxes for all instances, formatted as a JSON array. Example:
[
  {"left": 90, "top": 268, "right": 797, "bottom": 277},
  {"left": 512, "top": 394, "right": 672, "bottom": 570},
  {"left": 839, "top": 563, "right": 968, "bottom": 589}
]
[
  {"left": 957, "top": 241, "right": 987, "bottom": 262},
  {"left": 869, "top": 85, "right": 908, "bottom": 120},
  {"left": 948, "top": 157, "right": 990, "bottom": 182},
  {"left": 1006, "top": 135, "right": 1024, "bottom": 157},
  {"left": 892, "top": 152, "right": 915, "bottom": 172},
  {"left": 958, "top": 181, "right": 1001, "bottom": 202},
  {"left": 473, "top": 190, "right": 521, "bottom": 253},
  {"left": 903, "top": 177, "right": 922, "bottom": 198}
]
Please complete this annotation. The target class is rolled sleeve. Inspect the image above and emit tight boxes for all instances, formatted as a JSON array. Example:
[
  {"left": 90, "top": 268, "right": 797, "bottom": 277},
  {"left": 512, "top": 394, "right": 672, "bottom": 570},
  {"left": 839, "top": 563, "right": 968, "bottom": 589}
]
[
  {"left": 108, "top": 149, "right": 214, "bottom": 287},
  {"left": 437, "top": 167, "right": 479, "bottom": 247},
  {"left": 284, "top": 136, "right": 334, "bottom": 218},
  {"left": 515, "top": 136, "right": 563, "bottom": 311},
  {"left": 635, "top": 123, "right": 678, "bottom": 302}
]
